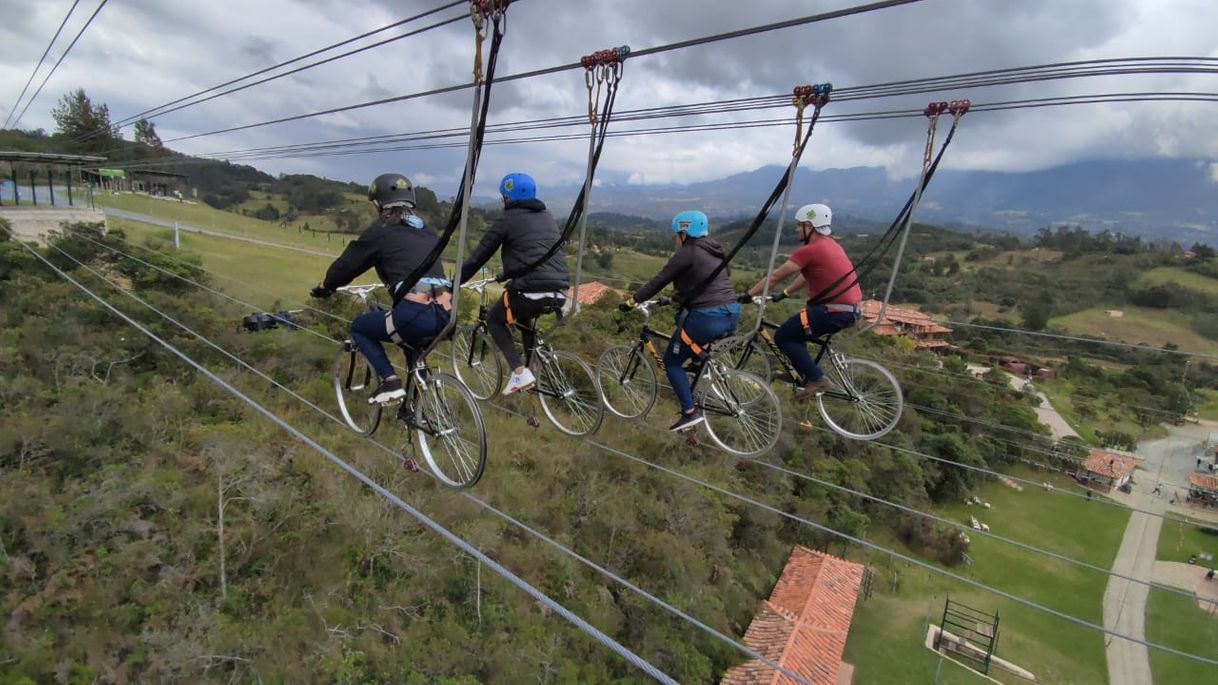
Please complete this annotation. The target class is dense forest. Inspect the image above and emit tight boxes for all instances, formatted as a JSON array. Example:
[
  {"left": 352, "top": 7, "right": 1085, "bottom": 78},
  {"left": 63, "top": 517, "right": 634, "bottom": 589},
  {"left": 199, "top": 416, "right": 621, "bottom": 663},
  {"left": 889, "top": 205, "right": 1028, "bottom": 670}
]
[{"left": 7, "top": 220, "right": 1185, "bottom": 682}]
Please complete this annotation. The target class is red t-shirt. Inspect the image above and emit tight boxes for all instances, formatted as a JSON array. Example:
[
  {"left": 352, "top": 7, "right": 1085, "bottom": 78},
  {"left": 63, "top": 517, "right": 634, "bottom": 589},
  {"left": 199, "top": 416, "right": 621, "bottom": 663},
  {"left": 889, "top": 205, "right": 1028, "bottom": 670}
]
[{"left": 789, "top": 237, "right": 862, "bottom": 305}]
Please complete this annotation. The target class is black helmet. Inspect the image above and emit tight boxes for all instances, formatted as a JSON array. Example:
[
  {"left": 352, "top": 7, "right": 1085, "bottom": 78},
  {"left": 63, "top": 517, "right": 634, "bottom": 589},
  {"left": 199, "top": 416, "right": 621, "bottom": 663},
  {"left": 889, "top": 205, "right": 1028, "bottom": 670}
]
[{"left": 368, "top": 173, "right": 416, "bottom": 209}]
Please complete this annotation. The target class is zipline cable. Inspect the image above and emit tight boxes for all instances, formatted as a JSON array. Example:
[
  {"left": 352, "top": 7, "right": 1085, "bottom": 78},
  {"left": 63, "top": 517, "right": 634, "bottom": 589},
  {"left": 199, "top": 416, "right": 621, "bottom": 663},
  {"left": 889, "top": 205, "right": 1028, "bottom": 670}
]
[
  {"left": 14, "top": 235, "right": 680, "bottom": 684},
  {"left": 86, "top": 1, "right": 466, "bottom": 138},
  {"left": 3, "top": 0, "right": 82, "bottom": 130},
  {"left": 157, "top": 0, "right": 929, "bottom": 145},
  {"left": 9, "top": 0, "right": 109, "bottom": 130},
  {"left": 40, "top": 236, "right": 813, "bottom": 685}
]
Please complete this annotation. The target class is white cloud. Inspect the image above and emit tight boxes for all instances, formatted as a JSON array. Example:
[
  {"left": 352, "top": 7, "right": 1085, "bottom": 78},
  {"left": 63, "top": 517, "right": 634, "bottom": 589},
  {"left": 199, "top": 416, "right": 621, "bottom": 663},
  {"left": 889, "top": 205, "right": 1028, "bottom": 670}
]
[{"left": 2, "top": 0, "right": 1217, "bottom": 194}]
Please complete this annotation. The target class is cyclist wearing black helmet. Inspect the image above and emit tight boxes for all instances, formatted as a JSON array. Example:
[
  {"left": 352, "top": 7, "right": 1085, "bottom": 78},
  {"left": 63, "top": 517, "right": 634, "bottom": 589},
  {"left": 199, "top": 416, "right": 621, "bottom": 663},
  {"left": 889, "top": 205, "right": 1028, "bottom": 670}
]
[
  {"left": 310, "top": 173, "right": 452, "bottom": 404},
  {"left": 460, "top": 172, "right": 570, "bottom": 396}
]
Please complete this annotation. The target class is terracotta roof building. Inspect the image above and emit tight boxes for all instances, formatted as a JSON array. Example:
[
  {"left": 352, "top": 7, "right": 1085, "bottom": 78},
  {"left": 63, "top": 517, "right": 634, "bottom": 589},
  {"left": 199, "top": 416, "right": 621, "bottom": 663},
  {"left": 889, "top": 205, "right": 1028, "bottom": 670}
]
[
  {"left": 859, "top": 300, "right": 953, "bottom": 350},
  {"left": 566, "top": 280, "right": 622, "bottom": 306},
  {"left": 1188, "top": 472, "right": 1218, "bottom": 496},
  {"left": 721, "top": 546, "right": 865, "bottom": 685},
  {"left": 1077, "top": 449, "right": 1141, "bottom": 491}
]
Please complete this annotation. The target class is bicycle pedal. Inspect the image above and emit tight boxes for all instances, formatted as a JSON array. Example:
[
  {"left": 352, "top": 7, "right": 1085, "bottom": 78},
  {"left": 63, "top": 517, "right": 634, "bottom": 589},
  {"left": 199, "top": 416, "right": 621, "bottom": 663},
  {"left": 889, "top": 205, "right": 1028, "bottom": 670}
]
[
  {"left": 403, "top": 458, "right": 420, "bottom": 473},
  {"left": 684, "top": 434, "right": 701, "bottom": 448},
  {"left": 796, "top": 420, "right": 814, "bottom": 434},
  {"left": 526, "top": 415, "right": 541, "bottom": 428}
]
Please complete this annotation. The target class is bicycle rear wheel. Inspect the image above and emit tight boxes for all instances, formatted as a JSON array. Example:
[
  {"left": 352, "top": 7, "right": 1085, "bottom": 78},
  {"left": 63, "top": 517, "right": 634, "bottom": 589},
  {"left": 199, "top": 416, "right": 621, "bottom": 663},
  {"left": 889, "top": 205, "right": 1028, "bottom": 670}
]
[
  {"left": 451, "top": 324, "right": 503, "bottom": 401},
  {"left": 697, "top": 366, "right": 781, "bottom": 458},
  {"left": 816, "top": 357, "right": 903, "bottom": 441},
  {"left": 596, "top": 344, "right": 658, "bottom": 419},
  {"left": 537, "top": 350, "right": 604, "bottom": 436},
  {"left": 415, "top": 372, "right": 488, "bottom": 489},
  {"left": 333, "top": 344, "right": 382, "bottom": 435}
]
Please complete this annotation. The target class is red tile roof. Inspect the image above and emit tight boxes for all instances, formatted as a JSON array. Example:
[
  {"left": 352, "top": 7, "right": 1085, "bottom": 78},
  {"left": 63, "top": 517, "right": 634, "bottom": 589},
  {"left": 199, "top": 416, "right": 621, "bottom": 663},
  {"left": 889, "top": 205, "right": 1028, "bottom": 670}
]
[
  {"left": 859, "top": 299, "right": 952, "bottom": 332},
  {"left": 1083, "top": 449, "right": 1140, "bottom": 480},
  {"left": 721, "top": 546, "right": 865, "bottom": 685},
  {"left": 1188, "top": 472, "right": 1218, "bottom": 493},
  {"left": 565, "top": 281, "right": 622, "bottom": 305}
]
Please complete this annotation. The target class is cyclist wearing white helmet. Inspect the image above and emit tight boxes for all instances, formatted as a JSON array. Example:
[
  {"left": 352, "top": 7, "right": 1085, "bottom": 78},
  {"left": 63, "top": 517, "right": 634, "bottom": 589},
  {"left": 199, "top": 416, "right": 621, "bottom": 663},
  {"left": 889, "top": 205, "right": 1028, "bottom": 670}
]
[
  {"left": 746, "top": 202, "right": 861, "bottom": 400},
  {"left": 621, "top": 210, "right": 739, "bottom": 432}
]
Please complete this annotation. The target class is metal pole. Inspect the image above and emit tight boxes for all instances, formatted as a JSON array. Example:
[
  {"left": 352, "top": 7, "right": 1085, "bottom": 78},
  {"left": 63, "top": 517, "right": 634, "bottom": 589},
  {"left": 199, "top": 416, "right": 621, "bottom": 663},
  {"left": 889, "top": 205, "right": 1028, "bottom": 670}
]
[
  {"left": 857, "top": 114, "right": 941, "bottom": 336},
  {"left": 29, "top": 170, "right": 37, "bottom": 206},
  {"left": 47, "top": 169, "right": 55, "bottom": 206},
  {"left": 173, "top": 221, "right": 180, "bottom": 249},
  {"left": 569, "top": 122, "right": 599, "bottom": 314},
  {"left": 10, "top": 167, "right": 16, "bottom": 204},
  {"left": 751, "top": 150, "right": 801, "bottom": 334},
  {"left": 67, "top": 168, "right": 74, "bottom": 206}
]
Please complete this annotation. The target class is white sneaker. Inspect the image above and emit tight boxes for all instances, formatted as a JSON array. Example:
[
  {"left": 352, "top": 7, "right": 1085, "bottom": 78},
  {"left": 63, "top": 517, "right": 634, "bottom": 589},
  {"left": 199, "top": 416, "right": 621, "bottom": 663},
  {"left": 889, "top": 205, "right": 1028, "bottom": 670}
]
[{"left": 502, "top": 367, "right": 536, "bottom": 395}]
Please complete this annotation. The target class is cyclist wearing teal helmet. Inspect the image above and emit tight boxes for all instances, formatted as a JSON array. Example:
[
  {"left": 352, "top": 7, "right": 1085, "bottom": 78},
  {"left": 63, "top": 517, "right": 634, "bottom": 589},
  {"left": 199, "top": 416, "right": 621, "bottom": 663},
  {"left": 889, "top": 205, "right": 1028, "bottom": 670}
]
[{"left": 622, "top": 210, "right": 739, "bottom": 432}]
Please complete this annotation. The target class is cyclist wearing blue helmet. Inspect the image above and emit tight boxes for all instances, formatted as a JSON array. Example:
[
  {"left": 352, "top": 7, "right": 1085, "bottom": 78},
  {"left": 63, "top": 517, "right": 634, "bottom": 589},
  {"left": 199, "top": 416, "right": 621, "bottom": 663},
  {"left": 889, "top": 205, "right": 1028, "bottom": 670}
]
[
  {"left": 461, "top": 172, "right": 570, "bottom": 395},
  {"left": 311, "top": 173, "right": 452, "bottom": 404},
  {"left": 622, "top": 210, "right": 739, "bottom": 431}
]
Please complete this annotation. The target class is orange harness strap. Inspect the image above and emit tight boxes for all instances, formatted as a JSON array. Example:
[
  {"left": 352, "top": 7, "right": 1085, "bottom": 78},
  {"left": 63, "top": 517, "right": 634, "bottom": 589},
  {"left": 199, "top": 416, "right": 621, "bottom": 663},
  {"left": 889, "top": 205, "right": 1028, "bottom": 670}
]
[
  {"left": 799, "top": 307, "right": 811, "bottom": 336},
  {"left": 679, "top": 328, "right": 705, "bottom": 357},
  {"left": 502, "top": 291, "right": 515, "bottom": 326}
]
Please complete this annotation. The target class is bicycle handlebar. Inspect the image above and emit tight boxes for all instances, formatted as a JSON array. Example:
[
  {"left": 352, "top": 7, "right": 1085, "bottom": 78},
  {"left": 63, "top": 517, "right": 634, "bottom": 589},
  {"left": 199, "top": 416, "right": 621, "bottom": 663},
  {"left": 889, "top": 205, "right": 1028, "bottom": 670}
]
[
  {"left": 336, "top": 284, "right": 383, "bottom": 301},
  {"left": 461, "top": 277, "right": 496, "bottom": 292}
]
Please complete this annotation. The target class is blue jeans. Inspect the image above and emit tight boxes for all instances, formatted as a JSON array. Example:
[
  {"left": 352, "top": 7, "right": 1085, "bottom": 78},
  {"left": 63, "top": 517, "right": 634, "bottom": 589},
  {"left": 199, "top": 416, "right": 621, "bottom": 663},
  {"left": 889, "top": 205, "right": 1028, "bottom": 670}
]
[
  {"left": 774, "top": 305, "right": 858, "bottom": 383},
  {"left": 665, "top": 304, "right": 740, "bottom": 412},
  {"left": 351, "top": 300, "right": 449, "bottom": 379}
]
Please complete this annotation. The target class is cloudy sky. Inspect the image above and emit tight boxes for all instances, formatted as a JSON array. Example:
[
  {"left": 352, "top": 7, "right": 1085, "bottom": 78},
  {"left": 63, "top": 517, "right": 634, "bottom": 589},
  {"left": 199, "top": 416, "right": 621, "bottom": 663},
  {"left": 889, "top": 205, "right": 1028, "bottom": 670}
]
[{"left": 2, "top": 0, "right": 1217, "bottom": 196}]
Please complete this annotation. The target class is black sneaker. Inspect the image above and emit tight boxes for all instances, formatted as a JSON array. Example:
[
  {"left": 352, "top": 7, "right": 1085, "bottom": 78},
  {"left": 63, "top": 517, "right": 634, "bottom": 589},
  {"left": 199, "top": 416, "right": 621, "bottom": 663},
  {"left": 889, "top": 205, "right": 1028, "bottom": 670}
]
[
  {"left": 369, "top": 376, "right": 406, "bottom": 405},
  {"left": 669, "top": 409, "right": 705, "bottom": 432}
]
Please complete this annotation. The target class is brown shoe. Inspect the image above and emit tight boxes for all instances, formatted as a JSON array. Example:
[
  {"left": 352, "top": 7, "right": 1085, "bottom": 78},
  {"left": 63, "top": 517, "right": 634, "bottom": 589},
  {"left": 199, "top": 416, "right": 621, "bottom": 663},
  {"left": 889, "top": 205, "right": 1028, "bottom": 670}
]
[
  {"left": 772, "top": 371, "right": 798, "bottom": 385},
  {"left": 795, "top": 377, "right": 833, "bottom": 401}
]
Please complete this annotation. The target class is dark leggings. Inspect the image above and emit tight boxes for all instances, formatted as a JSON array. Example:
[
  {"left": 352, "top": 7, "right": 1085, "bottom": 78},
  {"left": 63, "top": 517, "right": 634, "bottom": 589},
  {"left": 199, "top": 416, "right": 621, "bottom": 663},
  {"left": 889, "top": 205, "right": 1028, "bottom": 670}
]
[{"left": 487, "top": 292, "right": 564, "bottom": 369}]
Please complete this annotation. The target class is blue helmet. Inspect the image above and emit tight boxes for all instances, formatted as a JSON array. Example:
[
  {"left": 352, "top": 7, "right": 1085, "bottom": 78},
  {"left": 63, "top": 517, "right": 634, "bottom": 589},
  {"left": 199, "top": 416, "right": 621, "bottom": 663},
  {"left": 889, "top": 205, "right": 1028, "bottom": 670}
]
[
  {"left": 671, "top": 210, "right": 708, "bottom": 238},
  {"left": 499, "top": 172, "right": 536, "bottom": 202}
]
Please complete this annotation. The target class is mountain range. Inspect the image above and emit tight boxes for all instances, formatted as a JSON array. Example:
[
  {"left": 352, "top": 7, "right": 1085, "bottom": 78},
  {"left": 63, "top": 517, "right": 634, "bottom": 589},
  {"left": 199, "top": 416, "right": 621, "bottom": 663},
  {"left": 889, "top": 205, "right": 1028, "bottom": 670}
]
[{"left": 516, "top": 158, "right": 1218, "bottom": 245}]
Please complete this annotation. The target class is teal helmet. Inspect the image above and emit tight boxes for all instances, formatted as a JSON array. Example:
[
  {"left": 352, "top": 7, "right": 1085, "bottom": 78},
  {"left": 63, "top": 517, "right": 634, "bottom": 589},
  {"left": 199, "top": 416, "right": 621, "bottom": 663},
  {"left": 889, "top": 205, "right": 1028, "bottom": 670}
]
[{"left": 671, "top": 210, "right": 708, "bottom": 237}]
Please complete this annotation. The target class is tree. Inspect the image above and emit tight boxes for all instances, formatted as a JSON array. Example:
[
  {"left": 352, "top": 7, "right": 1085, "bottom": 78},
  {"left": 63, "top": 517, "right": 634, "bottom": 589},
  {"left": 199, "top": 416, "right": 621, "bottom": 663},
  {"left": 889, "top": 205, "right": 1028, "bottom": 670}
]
[
  {"left": 1020, "top": 300, "right": 1051, "bottom": 331},
  {"left": 50, "top": 88, "right": 117, "bottom": 153},
  {"left": 133, "top": 117, "right": 163, "bottom": 149},
  {"left": 1191, "top": 243, "right": 1215, "bottom": 261}
]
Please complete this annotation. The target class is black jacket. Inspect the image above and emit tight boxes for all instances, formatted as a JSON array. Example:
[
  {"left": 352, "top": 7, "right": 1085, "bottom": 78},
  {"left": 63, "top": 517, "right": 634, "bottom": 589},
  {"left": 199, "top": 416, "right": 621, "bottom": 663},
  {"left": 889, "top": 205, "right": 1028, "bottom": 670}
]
[
  {"left": 460, "top": 199, "right": 570, "bottom": 292},
  {"left": 633, "top": 237, "right": 736, "bottom": 309},
  {"left": 322, "top": 215, "right": 447, "bottom": 291}
]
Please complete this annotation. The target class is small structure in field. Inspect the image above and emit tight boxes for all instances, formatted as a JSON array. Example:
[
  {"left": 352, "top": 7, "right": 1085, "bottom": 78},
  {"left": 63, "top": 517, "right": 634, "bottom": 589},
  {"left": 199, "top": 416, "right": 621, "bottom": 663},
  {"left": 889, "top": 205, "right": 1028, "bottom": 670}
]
[{"left": 1077, "top": 449, "right": 1140, "bottom": 492}]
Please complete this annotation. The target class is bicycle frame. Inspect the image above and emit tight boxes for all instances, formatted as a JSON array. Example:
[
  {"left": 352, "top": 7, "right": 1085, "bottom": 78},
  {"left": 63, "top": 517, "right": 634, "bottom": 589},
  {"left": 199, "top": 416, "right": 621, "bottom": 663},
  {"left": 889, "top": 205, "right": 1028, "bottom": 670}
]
[{"left": 733, "top": 317, "right": 855, "bottom": 403}]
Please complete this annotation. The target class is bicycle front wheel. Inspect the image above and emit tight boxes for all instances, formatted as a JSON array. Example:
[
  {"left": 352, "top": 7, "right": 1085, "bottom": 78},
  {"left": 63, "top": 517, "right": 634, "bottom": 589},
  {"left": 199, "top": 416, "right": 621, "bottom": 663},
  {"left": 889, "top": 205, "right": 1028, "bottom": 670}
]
[
  {"left": 817, "top": 357, "right": 903, "bottom": 441},
  {"left": 451, "top": 324, "right": 503, "bottom": 401},
  {"left": 596, "top": 344, "right": 658, "bottom": 419},
  {"left": 697, "top": 366, "right": 782, "bottom": 458},
  {"left": 415, "top": 372, "right": 488, "bottom": 489},
  {"left": 333, "top": 344, "right": 382, "bottom": 435},
  {"left": 537, "top": 350, "right": 604, "bottom": 436}
]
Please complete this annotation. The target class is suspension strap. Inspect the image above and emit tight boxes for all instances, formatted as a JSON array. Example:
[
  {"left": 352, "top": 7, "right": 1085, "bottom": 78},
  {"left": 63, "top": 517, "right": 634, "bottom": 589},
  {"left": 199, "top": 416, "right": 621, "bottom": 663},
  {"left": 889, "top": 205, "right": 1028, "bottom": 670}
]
[
  {"left": 395, "top": 0, "right": 511, "bottom": 306},
  {"left": 683, "top": 82, "right": 831, "bottom": 309},
  {"left": 679, "top": 328, "right": 705, "bottom": 358},
  {"left": 807, "top": 98, "right": 969, "bottom": 308},
  {"left": 495, "top": 45, "right": 629, "bottom": 287},
  {"left": 799, "top": 308, "right": 811, "bottom": 337},
  {"left": 857, "top": 98, "right": 969, "bottom": 334}
]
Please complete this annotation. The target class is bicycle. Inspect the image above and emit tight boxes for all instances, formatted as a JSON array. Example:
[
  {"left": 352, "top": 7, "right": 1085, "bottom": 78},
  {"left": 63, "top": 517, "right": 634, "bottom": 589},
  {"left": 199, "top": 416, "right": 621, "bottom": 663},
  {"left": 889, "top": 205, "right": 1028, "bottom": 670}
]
[
  {"left": 722, "top": 295, "right": 904, "bottom": 441},
  {"left": 452, "top": 278, "right": 604, "bottom": 437},
  {"left": 332, "top": 284, "right": 487, "bottom": 489},
  {"left": 596, "top": 298, "right": 782, "bottom": 458}
]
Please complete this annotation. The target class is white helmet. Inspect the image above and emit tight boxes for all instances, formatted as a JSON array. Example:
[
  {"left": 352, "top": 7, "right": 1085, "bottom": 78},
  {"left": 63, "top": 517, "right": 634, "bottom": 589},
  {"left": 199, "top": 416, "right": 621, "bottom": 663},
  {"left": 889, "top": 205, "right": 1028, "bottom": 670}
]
[{"left": 795, "top": 203, "right": 832, "bottom": 234}]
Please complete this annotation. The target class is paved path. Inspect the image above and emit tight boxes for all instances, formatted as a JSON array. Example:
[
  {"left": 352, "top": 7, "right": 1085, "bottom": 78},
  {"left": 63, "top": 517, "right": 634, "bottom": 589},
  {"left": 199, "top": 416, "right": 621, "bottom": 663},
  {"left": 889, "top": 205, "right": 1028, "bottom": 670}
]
[{"left": 1103, "top": 428, "right": 1205, "bottom": 685}]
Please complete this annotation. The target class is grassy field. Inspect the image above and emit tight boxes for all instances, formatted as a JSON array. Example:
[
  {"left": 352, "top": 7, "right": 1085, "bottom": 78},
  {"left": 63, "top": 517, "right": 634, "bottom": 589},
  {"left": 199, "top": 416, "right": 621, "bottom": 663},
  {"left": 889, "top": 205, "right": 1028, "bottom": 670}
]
[
  {"left": 1157, "top": 516, "right": 1218, "bottom": 565},
  {"left": 1144, "top": 587, "right": 1218, "bottom": 684},
  {"left": 1138, "top": 266, "right": 1218, "bottom": 296},
  {"left": 1035, "top": 376, "right": 1155, "bottom": 444},
  {"left": 1195, "top": 389, "right": 1218, "bottom": 422},
  {"left": 844, "top": 467, "right": 1130, "bottom": 684},
  {"left": 1051, "top": 306, "right": 1218, "bottom": 357}
]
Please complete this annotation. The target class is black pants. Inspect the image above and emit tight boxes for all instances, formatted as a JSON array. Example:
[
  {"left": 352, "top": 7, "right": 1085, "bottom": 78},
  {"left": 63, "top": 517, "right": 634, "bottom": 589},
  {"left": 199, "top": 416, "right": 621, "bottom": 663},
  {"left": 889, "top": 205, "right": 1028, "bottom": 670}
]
[{"left": 487, "top": 291, "right": 563, "bottom": 369}]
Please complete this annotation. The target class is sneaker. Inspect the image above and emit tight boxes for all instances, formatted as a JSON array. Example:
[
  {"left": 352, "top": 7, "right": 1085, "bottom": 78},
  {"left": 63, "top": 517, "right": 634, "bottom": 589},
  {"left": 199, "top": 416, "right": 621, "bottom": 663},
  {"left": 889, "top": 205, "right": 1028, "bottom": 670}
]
[
  {"left": 795, "top": 377, "right": 833, "bottom": 401},
  {"left": 669, "top": 409, "right": 705, "bottom": 432},
  {"left": 370, "top": 376, "right": 406, "bottom": 404},
  {"left": 502, "top": 367, "right": 536, "bottom": 395}
]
